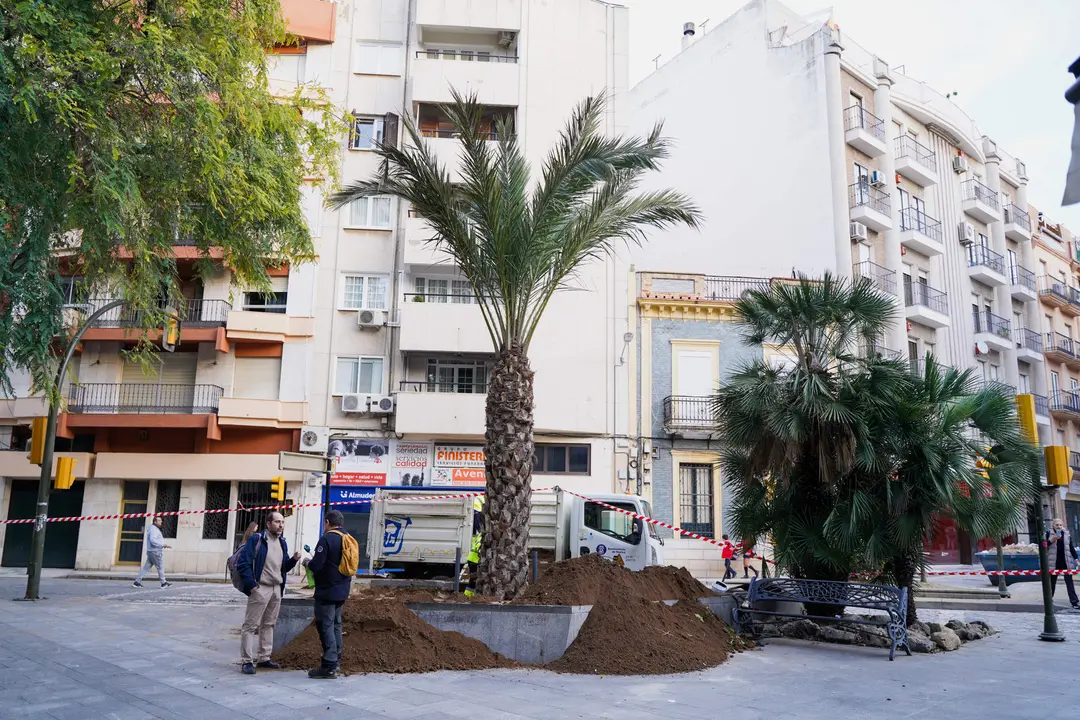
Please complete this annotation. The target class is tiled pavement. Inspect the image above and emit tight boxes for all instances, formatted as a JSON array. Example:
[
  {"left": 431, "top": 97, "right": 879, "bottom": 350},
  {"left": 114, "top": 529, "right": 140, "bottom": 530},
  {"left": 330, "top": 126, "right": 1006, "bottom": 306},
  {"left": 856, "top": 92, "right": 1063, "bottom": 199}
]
[{"left": 2, "top": 576, "right": 1080, "bottom": 719}]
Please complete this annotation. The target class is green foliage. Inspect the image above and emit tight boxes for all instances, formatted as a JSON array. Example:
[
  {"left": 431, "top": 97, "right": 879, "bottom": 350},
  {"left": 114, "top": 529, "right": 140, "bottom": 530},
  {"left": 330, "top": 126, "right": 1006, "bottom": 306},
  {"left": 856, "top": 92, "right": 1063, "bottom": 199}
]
[
  {"left": 715, "top": 274, "right": 1037, "bottom": 587},
  {"left": 329, "top": 89, "right": 702, "bottom": 352},
  {"left": 0, "top": 0, "right": 344, "bottom": 397}
]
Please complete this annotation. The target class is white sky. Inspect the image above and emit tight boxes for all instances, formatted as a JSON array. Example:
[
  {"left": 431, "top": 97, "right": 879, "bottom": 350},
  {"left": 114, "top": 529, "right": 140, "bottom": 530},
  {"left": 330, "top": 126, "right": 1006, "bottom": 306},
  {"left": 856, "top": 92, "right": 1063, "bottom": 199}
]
[{"left": 622, "top": 0, "right": 1080, "bottom": 227}]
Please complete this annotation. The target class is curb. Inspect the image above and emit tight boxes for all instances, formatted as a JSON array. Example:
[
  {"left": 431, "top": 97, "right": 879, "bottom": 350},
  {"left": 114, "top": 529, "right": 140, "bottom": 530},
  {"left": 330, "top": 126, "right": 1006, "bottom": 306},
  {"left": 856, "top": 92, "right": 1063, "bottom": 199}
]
[
  {"left": 916, "top": 598, "right": 1079, "bottom": 614},
  {"left": 65, "top": 574, "right": 230, "bottom": 584}
]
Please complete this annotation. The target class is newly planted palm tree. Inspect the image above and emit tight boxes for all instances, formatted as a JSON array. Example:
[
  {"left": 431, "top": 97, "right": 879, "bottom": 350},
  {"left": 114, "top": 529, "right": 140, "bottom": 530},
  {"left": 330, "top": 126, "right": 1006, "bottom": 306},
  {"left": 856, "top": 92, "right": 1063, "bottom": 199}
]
[{"left": 331, "top": 90, "right": 700, "bottom": 599}]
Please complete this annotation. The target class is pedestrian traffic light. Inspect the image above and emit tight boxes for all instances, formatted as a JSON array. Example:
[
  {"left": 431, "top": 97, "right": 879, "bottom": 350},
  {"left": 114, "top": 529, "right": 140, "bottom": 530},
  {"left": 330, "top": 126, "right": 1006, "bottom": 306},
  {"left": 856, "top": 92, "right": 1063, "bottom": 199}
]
[
  {"left": 162, "top": 311, "right": 181, "bottom": 352},
  {"left": 270, "top": 476, "right": 286, "bottom": 502},
  {"left": 28, "top": 417, "right": 47, "bottom": 465},
  {"left": 53, "top": 456, "right": 77, "bottom": 490}
]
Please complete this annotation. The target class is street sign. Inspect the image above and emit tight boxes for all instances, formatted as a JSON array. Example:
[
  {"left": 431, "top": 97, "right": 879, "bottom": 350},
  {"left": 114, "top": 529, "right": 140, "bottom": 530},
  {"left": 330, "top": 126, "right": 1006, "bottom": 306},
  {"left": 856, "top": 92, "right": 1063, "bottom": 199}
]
[{"left": 278, "top": 451, "right": 331, "bottom": 474}]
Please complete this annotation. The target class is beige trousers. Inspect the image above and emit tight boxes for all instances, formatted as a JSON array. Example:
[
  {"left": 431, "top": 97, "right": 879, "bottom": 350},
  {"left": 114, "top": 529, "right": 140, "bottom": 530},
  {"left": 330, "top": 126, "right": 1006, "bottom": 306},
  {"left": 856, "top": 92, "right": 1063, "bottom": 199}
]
[{"left": 240, "top": 583, "right": 281, "bottom": 664}]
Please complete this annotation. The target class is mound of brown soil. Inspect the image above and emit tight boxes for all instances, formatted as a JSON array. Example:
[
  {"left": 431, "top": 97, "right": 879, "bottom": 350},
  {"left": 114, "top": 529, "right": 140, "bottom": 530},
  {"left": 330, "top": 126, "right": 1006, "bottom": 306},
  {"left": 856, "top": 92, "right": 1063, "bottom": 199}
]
[
  {"left": 516, "top": 552, "right": 712, "bottom": 605},
  {"left": 549, "top": 596, "right": 748, "bottom": 675},
  {"left": 273, "top": 596, "right": 515, "bottom": 674}
]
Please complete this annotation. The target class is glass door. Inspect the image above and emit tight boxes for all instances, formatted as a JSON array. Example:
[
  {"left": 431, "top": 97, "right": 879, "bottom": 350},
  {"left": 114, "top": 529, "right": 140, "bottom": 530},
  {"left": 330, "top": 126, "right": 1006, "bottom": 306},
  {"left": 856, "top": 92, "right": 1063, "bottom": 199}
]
[{"left": 116, "top": 481, "right": 150, "bottom": 564}]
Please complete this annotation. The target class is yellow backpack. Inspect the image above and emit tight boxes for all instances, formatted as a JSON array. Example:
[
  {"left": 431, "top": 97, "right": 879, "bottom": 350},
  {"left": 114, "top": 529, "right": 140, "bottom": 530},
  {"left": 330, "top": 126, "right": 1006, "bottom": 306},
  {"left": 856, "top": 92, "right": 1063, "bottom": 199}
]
[{"left": 330, "top": 530, "right": 359, "bottom": 577}]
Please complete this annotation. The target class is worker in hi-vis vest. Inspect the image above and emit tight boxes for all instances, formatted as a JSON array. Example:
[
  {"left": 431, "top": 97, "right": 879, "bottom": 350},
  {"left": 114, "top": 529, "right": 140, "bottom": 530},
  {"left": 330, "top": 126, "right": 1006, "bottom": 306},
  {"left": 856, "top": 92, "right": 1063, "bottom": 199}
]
[{"left": 464, "top": 495, "right": 486, "bottom": 597}]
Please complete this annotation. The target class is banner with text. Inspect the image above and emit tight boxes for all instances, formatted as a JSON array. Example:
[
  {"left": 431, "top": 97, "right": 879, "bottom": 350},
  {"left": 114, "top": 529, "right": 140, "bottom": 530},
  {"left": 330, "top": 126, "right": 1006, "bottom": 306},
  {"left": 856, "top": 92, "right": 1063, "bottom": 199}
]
[{"left": 433, "top": 445, "right": 487, "bottom": 486}]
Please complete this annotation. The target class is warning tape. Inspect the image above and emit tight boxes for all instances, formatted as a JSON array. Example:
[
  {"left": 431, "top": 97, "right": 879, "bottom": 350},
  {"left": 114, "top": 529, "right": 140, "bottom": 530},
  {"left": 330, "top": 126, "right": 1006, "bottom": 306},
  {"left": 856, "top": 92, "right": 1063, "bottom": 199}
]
[
  {"left": 925, "top": 568, "right": 1080, "bottom": 577},
  {"left": 0, "top": 487, "right": 554, "bottom": 526}
]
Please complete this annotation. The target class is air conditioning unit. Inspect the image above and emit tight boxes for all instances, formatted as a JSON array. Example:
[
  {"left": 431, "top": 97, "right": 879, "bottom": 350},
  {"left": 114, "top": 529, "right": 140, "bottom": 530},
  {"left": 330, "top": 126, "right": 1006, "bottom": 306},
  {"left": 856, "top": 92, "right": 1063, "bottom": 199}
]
[
  {"left": 497, "top": 31, "right": 516, "bottom": 48},
  {"left": 357, "top": 309, "right": 386, "bottom": 329},
  {"left": 299, "top": 425, "right": 330, "bottom": 454},
  {"left": 869, "top": 171, "right": 886, "bottom": 188},
  {"left": 367, "top": 395, "right": 395, "bottom": 414},
  {"left": 953, "top": 155, "right": 969, "bottom": 174},
  {"left": 958, "top": 221, "right": 975, "bottom": 246},
  {"left": 341, "top": 394, "right": 366, "bottom": 413},
  {"left": 850, "top": 222, "right": 869, "bottom": 242}
]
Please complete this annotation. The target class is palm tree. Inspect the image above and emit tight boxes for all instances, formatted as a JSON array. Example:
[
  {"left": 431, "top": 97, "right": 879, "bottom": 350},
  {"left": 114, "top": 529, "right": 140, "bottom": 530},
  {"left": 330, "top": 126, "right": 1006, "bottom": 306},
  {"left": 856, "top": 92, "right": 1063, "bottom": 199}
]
[{"left": 330, "top": 90, "right": 700, "bottom": 599}]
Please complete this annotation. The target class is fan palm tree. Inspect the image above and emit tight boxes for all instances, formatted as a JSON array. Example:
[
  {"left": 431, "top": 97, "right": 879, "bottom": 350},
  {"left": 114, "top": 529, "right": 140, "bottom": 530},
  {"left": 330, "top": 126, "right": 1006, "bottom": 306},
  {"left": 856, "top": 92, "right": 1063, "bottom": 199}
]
[{"left": 330, "top": 90, "right": 700, "bottom": 599}]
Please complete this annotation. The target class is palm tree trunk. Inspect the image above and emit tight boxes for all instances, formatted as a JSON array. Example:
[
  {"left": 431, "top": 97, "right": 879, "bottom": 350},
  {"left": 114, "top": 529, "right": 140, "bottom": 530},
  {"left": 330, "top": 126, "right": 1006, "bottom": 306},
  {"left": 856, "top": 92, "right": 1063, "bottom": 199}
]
[
  {"left": 476, "top": 344, "right": 535, "bottom": 600},
  {"left": 890, "top": 552, "right": 919, "bottom": 625}
]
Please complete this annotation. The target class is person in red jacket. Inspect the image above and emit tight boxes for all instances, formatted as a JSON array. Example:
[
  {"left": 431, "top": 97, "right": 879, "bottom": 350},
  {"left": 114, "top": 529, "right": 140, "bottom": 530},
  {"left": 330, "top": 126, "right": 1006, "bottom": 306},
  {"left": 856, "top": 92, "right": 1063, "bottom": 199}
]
[{"left": 721, "top": 535, "right": 736, "bottom": 580}]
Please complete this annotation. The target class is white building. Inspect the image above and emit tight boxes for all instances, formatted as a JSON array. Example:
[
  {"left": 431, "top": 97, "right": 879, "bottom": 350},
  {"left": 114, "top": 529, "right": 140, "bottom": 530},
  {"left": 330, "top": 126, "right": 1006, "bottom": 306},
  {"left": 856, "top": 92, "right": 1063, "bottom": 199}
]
[{"left": 623, "top": 0, "right": 1051, "bottom": 570}]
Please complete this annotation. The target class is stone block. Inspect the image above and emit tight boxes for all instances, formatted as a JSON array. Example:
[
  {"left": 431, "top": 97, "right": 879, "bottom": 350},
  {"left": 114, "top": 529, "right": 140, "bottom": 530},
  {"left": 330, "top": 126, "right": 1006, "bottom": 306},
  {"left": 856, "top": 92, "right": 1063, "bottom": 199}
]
[
  {"left": 906, "top": 630, "right": 934, "bottom": 653},
  {"left": 931, "top": 628, "right": 961, "bottom": 651},
  {"left": 819, "top": 625, "right": 857, "bottom": 644}
]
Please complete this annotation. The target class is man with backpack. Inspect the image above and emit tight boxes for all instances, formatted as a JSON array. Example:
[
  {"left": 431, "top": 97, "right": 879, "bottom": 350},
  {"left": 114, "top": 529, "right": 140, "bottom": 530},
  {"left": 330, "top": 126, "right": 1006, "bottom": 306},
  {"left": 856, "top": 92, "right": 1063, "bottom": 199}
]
[
  {"left": 302, "top": 509, "right": 357, "bottom": 679},
  {"left": 235, "top": 511, "right": 300, "bottom": 675}
]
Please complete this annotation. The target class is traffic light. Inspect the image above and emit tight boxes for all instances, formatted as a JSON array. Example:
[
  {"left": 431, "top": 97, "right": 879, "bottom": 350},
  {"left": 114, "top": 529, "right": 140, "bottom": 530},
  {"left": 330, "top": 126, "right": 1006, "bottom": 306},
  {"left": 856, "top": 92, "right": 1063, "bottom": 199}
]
[
  {"left": 28, "top": 417, "right": 47, "bottom": 465},
  {"left": 1045, "top": 446, "right": 1070, "bottom": 486},
  {"left": 1015, "top": 394, "right": 1037, "bottom": 444},
  {"left": 270, "top": 476, "right": 286, "bottom": 502},
  {"left": 54, "top": 456, "right": 77, "bottom": 490},
  {"left": 162, "top": 310, "right": 181, "bottom": 352}
]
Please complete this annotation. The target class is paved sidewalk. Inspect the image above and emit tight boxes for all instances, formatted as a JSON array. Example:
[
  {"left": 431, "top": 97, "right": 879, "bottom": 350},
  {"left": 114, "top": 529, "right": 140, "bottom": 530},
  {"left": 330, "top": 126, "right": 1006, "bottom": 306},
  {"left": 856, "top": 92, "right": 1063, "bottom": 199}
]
[{"left": 2, "top": 577, "right": 1080, "bottom": 719}]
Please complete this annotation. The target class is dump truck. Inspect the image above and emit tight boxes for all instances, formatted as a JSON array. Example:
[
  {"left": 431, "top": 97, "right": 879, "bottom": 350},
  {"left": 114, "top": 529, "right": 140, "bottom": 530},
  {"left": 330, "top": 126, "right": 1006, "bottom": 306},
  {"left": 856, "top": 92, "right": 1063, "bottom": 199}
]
[{"left": 366, "top": 488, "right": 664, "bottom": 578}]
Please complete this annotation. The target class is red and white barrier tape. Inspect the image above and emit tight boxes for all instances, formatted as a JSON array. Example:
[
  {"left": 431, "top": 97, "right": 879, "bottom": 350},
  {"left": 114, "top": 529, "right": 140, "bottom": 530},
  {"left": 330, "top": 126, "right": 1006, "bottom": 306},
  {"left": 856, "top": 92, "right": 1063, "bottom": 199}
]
[
  {"left": 0, "top": 487, "right": 552, "bottom": 526},
  {"left": 925, "top": 568, "right": 1080, "bottom": 577}
]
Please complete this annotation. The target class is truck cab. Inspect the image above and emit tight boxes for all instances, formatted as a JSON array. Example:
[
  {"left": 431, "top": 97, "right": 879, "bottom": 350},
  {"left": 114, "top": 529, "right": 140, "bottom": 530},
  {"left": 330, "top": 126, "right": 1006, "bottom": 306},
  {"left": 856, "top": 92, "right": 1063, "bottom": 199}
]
[{"left": 562, "top": 492, "right": 664, "bottom": 571}]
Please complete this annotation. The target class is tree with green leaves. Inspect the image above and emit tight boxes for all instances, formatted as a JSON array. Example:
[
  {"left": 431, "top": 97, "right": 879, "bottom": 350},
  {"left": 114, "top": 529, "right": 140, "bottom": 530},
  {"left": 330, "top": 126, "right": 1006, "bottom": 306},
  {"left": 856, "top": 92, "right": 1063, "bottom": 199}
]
[
  {"left": 1, "top": 0, "right": 343, "bottom": 396},
  {"left": 331, "top": 90, "right": 700, "bottom": 599},
  {"left": 715, "top": 274, "right": 1035, "bottom": 621}
]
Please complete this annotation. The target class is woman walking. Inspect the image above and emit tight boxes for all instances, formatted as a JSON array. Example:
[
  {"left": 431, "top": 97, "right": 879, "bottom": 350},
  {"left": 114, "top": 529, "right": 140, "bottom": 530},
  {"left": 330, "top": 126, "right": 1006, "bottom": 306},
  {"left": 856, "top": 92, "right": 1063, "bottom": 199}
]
[{"left": 740, "top": 537, "right": 759, "bottom": 579}]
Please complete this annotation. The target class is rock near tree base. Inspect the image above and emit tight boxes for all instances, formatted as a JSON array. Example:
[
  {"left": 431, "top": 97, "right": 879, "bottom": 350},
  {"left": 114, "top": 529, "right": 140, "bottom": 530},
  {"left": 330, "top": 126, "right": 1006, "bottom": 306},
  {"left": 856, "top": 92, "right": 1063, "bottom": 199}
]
[{"left": 762, "top": 615, "right": 996, "bottom": 653}]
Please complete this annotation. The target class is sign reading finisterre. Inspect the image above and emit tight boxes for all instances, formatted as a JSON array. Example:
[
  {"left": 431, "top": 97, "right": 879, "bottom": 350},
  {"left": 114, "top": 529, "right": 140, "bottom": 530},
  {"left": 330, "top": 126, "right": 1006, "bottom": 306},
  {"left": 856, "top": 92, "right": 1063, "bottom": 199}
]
[{"left": 434, "top": 445, "right": 486, "bottom": 468}]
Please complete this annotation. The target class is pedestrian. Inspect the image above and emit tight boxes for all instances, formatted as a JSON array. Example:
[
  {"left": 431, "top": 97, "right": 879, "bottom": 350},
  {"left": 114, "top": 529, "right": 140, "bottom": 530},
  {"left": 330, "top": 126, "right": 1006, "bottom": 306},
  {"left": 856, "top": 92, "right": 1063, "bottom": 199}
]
[
  {"left": 464, "top": 495, "right": 486, "bottom": 597},
  {"left": 133, "top": 516, "right": 172, "bottom": 588},
  {"left": 1046, "top": 518, "right": 1080, "bottom": 609},
  {"left": 302, "top": 510, "right": 358, "bottom": 679},
  {"left": 236, "top": 511, "right": 300, "bottom": 675},
  {"left": 741, "top": 537, "right": 759, "bottom": 579},
  {"left": 721, "top": 534, "right": 736, "bottom": 580}
]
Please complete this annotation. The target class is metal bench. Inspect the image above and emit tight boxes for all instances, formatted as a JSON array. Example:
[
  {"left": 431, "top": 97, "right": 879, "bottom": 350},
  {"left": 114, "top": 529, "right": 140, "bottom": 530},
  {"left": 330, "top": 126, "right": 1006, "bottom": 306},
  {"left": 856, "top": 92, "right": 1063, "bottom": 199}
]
[{"left": 732, "top": 577, "right": 911, "bottom": 660}]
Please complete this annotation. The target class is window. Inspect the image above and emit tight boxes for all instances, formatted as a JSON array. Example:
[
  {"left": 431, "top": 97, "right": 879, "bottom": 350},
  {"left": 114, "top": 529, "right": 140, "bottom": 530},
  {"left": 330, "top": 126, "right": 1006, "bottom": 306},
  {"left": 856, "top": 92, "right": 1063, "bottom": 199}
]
[
  {"left": 58, "top": 276, "right": 86, "bottom": 305},
  {"left": 1052, "top": 371, "right": 1061, "bottom": 396},
  {"left": 242, "top": 291, "right": 287, "bottom": 314},
  {"left": 426, "top": 357, "right": 489, "bottom": 394},
  {"left": 155, "top": 480, "right": 181, "bottom": 539},
  {"left": 347, "top": 196, "right": 393, "bottom": 229},
  {"left": 354, "top": 43, "right": 403, "bottom": 76},
  {"left": 679, "top": 464, "right": 715, "bottom": 538},
  {"left": 350, "top": 117, "right": 384, "bottom": 150},
  {"left": 1019, "top": 373, "right": 1029, "bottom": 393},
  {"left": 532, "top": 444, "right": 590, "bottom": 474},
  {"left": 583, "top": 501, "right": 642, "bottom": 545},
  {"left": 341, "top": 275, "right": 388, "bottom": 310},
  {"left": 202, "top": 481, "right": 231, "bottom": 540},
  {"left": 413, "top": 278, "right": 474, "bottom": 304},
  {"left": 335, "top": 356, "right": 384, "bottom": 395}
]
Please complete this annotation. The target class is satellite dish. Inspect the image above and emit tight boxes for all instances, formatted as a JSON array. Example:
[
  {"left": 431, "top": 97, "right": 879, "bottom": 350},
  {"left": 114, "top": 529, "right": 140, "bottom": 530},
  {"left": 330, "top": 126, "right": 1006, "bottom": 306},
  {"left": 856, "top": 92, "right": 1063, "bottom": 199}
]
[{"left": 975, "top": 341, "right": 990, "bottom": 354}]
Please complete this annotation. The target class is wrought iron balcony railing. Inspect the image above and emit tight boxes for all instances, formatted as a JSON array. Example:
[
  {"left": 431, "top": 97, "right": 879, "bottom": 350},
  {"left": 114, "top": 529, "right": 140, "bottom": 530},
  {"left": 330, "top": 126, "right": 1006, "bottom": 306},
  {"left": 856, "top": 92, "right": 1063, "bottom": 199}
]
[
  {"left": 398, "top": 380, "right": 488, "bottom": 395},
  {"left": 967, "top": 245, "right": 1006, "bottom": 276},
  {"left": 662, "top": 396, "right": 713, "bottom": 431},
  {"left": 1045, "top": 332, "right": 1076, "bottom": 357},
  {"left": 1015, "top": 328, "right": 1043, "bottom": 353},
  {"left": 1052, "top": 391, "right": 1080, "bottom": 415},
  {"left": 1034, "top": 394, "right": 1050, "bottom": 417},
  {"left": 843, "top": 106, "right": 885, "bottom": 141},
  {"left": 853, "top": 261, "right": 896, "bottom": 295},
  {"left": 66, "top": 383, "right": 223, "bottom": 414},
  {"left": 962, "top": 179, "right": 999, "bottom": 210},
  {"left": 72, "top": 298, "right": 231, "bottom": 328},
  {"left": 894, "top": 135, "right": 937, "bottom": 173},
  {"left": 899, "top": 207, "right": 942, "bottom": 241},
  {"left": 849, "top": 183, "right": 891, "bottom": 215},
  {"left": 1003, "top": 204, "right": 1030, "bottom": 230},
  {"left": 972, "top": 311, "right": 1010, "bottom": 340},
  {"left": 904, "top": 282, "right": 948, "bottom": 314},
  {"left": 1011, "top": 264, "right": 1036, "bottom": 291}
]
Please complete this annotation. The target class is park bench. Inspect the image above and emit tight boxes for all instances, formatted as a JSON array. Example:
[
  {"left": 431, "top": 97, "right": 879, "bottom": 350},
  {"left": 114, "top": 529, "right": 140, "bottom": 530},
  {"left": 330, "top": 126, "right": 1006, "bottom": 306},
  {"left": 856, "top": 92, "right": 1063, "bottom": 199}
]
[{"left": 732, "top": 577, "right": 911, "bottom": 660}]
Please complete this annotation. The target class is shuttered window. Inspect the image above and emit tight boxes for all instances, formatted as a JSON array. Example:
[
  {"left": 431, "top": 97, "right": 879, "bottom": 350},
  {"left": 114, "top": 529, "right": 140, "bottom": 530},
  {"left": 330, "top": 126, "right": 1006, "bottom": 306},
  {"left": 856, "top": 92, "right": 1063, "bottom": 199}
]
[
  {"left": 121, "top": 353, "right": 198, "bottom": 385},
  {"left": 232, "top": 357, "right": 282, "bottom": 400}
]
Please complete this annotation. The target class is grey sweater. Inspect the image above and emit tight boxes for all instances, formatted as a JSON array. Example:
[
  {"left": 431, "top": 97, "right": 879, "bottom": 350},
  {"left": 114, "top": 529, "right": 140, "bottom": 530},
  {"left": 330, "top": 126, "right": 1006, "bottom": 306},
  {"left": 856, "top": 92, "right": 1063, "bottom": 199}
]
[{"left": 146, "top": 525, "right": 165, "bottom": 553}]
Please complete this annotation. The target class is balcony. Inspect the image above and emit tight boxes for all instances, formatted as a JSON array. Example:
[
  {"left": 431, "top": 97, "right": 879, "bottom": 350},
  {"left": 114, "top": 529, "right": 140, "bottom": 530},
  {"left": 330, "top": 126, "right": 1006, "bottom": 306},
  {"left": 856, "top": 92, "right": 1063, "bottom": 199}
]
[
  {"left": 849, "top": 183, "right": 892, "bottom": 232},
  {"left": 662, "top": 396, "right": 714, "bottom": 436},
  {"left": 280, "top": 0, "right": 336, "bottom": 43},
  {"left": 972, "top": 311, "right": 1012, "bottom": 352},
  {"left": 966, "top": 245, "right": 1008, "bottom": 287},
  {"left": 852, "top": 261, "right": 896, "bottom": 296},
  {"left": 843, "top": 106, "right": 888, "bottom": 157},
  {"left": 416, "top": 104, "right": 514, "bottom": 180},
  {"left": 68, "top": 298, "right": 231, "bottom": 345},
  {"left": 1014, "top": 328, "right": 1044, "bottom": 364},
  {"left": 66, "top": 383, "right": 223, "bottom": 415},
  {"left": 394, "top": 384, "right": 486, "bottom": 437},
  {"left": 961, "top": 179, "right": 1001, "bottom": 224},
  {"left": 1072, "top": 450, "right": 1080, "bottom": 473},
  {"left": 404, "top": 212, "right": 454, "bottom": 267},
  {"left": 1038, "top": 276, "right": 1080, "bottom": 317},
  {"left": 216, "top": 398, "right": 308, "bottom": 429},
  {"left": 412, "top": 49, "right": 520, "bottom": 106},
  {"left": 226, "top": 310, "right": 314, "bottom": 345},
  {"left": 1035, "top": 394, "right": 1051, "bottom": 423},
  {"left": 894, "top": 136, "right": 939, "bottom": 187},
  {"left": 399, "top": 295, "right": 493, "bottom": 354},
  {"left": 1044, "top": 332, "right": 1080, "bottom": 368},
  {"left": 1010, "top": 265, "right": 1038, "bottom": 303},
  {"left": 416, "top": 0, "right": 523, "bottom": 31},
  {"left": 1051, "top": 391, "right": 1080, "bottom": 422},
  {"left": 1002, "top": 204, "right": 1032, "bottom": 242},
  {"left": 898, "top": 207, "right": 944, "bottom": 256},
  {"left": 861, "top": 343, "right": 903, "bottom": 361},
  {"left": 904, "top": 282, "right": 949, "bottom": 328}
]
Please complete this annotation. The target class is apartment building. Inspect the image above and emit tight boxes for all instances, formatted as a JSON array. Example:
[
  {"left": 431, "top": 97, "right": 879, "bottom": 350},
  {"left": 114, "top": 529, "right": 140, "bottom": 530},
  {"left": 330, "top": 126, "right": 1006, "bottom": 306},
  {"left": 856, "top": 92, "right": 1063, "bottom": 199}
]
[{"left": 619, "top": 0, "right": 1068, "bottom": 568}]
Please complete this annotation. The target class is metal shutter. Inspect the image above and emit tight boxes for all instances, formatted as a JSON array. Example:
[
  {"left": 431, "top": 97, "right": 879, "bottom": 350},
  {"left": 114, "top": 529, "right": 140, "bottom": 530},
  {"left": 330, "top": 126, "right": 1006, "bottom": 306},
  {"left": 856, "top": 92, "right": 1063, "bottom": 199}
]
[{"left": 232, "top": 357, "right": 282, "bottom": 400}]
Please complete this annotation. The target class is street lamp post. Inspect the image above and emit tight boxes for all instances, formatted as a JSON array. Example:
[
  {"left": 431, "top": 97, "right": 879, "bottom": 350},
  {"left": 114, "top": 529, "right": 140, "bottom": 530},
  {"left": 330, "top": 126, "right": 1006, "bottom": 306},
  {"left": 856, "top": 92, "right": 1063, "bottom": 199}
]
[{"left": 24, "top": 300, "right": 125, "bottom": 601}]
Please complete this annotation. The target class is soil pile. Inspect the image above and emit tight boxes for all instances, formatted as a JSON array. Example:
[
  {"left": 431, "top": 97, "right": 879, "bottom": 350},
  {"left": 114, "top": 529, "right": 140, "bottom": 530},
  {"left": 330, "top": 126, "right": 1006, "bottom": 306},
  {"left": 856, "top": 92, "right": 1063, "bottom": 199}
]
[
  {"left": 273, "top": 595, "right": 515, "bottom": 674},
  {"left": 516, "top": 552, "right": 712, "bottom": 605},
  {"left": 549, "top": 595, "right": 748, "bottom": 675}
]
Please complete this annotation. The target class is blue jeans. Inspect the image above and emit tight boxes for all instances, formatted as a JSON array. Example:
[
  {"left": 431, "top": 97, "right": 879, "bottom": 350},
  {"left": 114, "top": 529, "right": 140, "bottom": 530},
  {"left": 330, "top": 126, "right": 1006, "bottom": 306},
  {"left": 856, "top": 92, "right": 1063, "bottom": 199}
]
[
  {"left": 314, "top": 600, "right": 344, "bottom": 668},
  {"left": 723, "top": 558, "right": 735, "bottom": 580}
]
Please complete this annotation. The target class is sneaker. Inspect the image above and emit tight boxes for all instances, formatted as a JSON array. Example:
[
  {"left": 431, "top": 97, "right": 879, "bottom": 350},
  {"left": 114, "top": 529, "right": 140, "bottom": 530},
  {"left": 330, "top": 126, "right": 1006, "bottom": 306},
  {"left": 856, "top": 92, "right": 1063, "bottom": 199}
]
[
  {"left": 132, "top": 581, "right": 143, "bottom": 588},
  {"left": 308, "top": 666, "right": 337, "bottom": 679},
  {"left": 241, "top": 663, "right": 256, "bottom": 675},
  {"left": 256, "top": 660, "right": 281, "bottom": 669},
  {"left": 160, "top": 582, "right": 173, "bottom": 588}
]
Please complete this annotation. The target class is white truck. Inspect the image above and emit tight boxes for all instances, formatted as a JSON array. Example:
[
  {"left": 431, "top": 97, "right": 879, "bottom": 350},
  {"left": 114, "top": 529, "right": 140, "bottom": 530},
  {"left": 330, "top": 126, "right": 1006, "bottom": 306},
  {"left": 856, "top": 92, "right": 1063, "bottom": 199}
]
[{"left": 366, "top": 488, "right": 665, "bottom": 577}]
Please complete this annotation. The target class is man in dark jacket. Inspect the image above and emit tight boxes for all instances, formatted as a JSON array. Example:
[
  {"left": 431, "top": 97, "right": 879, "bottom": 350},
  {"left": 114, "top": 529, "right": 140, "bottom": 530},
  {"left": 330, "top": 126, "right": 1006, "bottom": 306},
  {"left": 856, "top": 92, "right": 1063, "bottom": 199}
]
[
  {"left": 236, "top": 511, "right": 300, "bottom": 675},
  {"left": 303, "top": 509, "right": 353, "bottom": 679}
]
